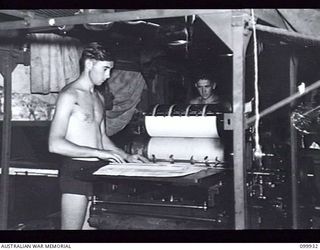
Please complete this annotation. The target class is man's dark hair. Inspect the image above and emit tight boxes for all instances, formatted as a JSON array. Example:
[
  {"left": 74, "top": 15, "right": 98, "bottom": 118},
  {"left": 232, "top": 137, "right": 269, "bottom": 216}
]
[
  {"left": 195, "top": 74, "right": 217, "bottom": 88},
  {"left": 79, "top": 42, "right": 113, "bottom": 72}
]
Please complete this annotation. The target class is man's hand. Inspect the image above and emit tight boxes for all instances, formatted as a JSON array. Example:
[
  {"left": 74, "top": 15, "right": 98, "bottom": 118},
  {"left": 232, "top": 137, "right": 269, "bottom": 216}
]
[
  {"left": 97, "top": 150, "right": 126, "bottom": 163},
  {"left": 125, "top": 154, "right": 150, "bottom": 163}
]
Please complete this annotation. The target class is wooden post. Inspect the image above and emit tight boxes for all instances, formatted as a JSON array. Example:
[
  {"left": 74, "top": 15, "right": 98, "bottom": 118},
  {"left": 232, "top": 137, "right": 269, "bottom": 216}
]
[
  {"left": 0, "top": 47, "right": 15, "bottom": 230},
  {"left": 231, "top": 11, "right": 250, "bottom": 230}
]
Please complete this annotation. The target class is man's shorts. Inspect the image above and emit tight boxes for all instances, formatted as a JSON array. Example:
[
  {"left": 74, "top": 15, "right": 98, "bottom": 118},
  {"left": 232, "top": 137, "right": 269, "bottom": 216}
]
[{"left": 59, "top": 158, "right": 107, "bottom": 196}]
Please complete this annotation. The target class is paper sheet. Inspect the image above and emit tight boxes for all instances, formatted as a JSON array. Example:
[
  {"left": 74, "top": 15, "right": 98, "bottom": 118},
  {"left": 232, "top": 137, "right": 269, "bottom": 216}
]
[
  {"left": 93, "top": 163, "right": 206, "bottom": 177},
  {"left": 145, "top": 116, "right": 219, "bottom": 138},
  {"left": 147, "top": 137, "right": 224, "bottom": 162}
]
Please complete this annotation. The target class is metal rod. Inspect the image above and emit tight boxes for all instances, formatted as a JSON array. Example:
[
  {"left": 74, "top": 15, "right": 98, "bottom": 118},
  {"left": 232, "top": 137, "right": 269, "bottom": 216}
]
[
  {"left": 246, "top": 79, "right": 320, "bottom": 125},
  {"left": 94, "top": 200, "right": 207, "bottom": 210},
  {"left": 302, "top": 104, "right": 320, "bottom": 115},
  {"left": 0, "top": 9, "right": 230, "bottom": 30},
  {"left": 247, "top": 171, "right": 273, "bottom": 176}
]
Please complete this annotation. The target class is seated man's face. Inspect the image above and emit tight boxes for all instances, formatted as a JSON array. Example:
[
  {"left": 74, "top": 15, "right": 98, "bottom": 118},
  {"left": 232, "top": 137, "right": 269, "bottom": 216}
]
[{"left": 196, "top": 79, "right": 214, "bottom": 100}]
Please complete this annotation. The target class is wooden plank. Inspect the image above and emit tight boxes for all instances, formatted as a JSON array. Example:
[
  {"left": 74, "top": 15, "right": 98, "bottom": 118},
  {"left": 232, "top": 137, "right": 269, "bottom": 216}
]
[
  {"left": 232, "top": 10, "right": 249, "bottom": 230},
  {"left": 0, "top": 9, "right": 230, "bottom": 30}
]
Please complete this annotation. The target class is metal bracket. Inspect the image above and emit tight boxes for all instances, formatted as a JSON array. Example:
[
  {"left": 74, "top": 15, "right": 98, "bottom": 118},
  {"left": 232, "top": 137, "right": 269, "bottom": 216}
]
[
  {"left": 224, "top": 113, "right": 250, "bottom": 130},
  {"left": 224, "top": 113, "right": 233, "bottom": 130}
]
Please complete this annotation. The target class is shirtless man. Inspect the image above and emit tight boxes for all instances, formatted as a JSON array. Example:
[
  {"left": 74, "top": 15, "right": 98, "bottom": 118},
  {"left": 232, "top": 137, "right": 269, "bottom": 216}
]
[
  {"left": 190, "top": 76, "right": 231, "bottom": 111},
  {"left": 48, "top": 42, "right": 148, "bottom": 230}
]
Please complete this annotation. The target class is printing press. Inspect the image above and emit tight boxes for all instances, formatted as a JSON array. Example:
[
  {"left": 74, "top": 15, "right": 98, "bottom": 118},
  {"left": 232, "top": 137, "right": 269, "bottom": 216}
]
[{"left": 76, "top": 104, "right": 234, "bottom": 229}]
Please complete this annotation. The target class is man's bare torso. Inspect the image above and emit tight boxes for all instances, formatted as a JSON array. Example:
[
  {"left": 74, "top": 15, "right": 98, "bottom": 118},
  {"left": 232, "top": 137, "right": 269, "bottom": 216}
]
[
  {"left": 190, "top": 94, "right": 221, "bottom": 104},
  {"left": 63, "top": 84, "right": 104, "bottom": 159}
]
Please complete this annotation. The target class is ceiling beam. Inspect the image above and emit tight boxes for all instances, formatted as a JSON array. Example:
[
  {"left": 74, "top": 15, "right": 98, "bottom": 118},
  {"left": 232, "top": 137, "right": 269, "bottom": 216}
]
[{"left": 0, "top": 9, "right": 232, "bottom": 30}]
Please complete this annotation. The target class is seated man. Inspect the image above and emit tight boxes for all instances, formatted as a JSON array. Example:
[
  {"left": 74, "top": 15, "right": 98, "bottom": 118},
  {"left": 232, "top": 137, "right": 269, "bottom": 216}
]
[{"left": 190, "top": 75, "right": 231, "bottom": 111}]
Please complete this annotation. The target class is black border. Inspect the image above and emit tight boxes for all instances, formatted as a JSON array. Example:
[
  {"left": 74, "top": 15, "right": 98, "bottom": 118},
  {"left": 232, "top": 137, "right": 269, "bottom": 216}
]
[
  {"left": 0, "top": 230, "right": 319, "bottom": 243},
  {"left": 1, "top": 0, "right": 320, "bottom": 10}
]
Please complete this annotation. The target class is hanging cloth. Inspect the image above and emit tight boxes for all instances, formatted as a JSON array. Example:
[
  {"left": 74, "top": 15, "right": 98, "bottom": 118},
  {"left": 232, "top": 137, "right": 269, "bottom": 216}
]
[
  {"left": 106, "top": 69, "right": 147, "bottom": 136},
  {"left": 30, "top": 33, "right": 81, "bottom": 94}
]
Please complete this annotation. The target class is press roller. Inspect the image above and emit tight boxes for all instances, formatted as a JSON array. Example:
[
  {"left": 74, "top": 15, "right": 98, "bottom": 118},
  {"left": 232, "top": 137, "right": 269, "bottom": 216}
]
[{"left": 126, "top": 104, "right": 230, "bottom": 165}]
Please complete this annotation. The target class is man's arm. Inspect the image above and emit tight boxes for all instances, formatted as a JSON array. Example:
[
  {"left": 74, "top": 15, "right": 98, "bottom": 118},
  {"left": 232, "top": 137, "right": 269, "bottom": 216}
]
[
  {"left": 100, "top": 117, "right": 149, "bottom": 163},
  {"left": 48, "top": 91, "right": 124, "bottom": 162}
]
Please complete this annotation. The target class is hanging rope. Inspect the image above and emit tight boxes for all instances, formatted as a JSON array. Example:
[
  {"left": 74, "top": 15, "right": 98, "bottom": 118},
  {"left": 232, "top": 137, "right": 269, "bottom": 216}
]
[{"left": 251, "top": 9, "right": 263, "bottom": 163}]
